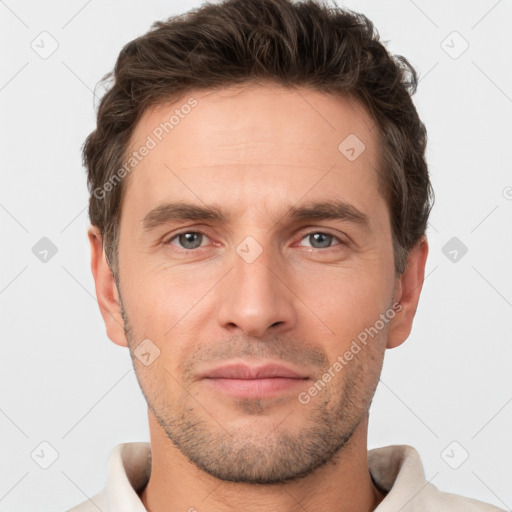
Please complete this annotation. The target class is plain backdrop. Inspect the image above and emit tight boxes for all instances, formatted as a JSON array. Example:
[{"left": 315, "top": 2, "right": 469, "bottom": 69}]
[{"left": 0, "top": 0, "right": 511, "bottom": 510}]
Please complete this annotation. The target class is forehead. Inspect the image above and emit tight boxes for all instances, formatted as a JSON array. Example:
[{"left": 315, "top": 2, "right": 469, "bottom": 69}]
[{"left": 121, "top": 83, "right": 384, "bottom": 224}]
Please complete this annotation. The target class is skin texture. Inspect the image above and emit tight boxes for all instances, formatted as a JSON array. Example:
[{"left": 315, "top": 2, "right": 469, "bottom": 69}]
[{"left": 89, "top": 83, "right": 428, "bottom": 512}]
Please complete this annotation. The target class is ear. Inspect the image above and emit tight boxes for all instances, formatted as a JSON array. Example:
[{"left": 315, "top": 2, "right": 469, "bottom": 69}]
[
  {"left": 387, "top": 236, "right": 429, "bottom": 349},
  {"left": 88, "top": 226, "right": 128, "bottom": 347}
]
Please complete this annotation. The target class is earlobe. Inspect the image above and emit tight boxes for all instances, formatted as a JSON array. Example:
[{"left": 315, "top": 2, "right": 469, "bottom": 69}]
[
  {"left": 386, "top": 236, "right": 429, "bottom": 349},
  {"left": 88, "top": 226, "right": 128, "bottom": 347}
]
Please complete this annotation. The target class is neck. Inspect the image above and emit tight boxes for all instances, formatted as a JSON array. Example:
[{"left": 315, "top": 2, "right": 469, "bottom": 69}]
[{"left": 139, "top": 411, "right": 386, "bottom": 512}]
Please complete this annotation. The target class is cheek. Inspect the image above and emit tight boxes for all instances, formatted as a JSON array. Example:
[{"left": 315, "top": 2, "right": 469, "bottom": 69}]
[
  {"left": 121, "top": 258, "right": 192, "bottom": 322},
  {"left": 121, "top": 267, "right": 212, "bottom": 369},
  {"left": 296, "top": 262, "right": 394, "bottom": 351}
]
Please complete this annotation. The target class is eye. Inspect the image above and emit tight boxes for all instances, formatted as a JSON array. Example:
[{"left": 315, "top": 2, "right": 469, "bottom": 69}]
[
  {"left": 166, "top": 231, "right": 210, "bottom": 250},
  {"left": 298, "top": 231, "right": 344, "bottom": 249},
  {"left": 164, "top": 230, "right": 345, "bottom": 252}
]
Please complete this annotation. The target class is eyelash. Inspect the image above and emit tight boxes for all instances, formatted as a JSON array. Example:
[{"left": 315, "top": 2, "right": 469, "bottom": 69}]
[{"left": 164, "top": 230, "right": 346, "bottom": 252}]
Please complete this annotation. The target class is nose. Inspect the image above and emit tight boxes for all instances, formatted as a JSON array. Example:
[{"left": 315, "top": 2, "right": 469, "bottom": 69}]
[{"left": 216, "top": 244, "right": 298, "bottom": 338}]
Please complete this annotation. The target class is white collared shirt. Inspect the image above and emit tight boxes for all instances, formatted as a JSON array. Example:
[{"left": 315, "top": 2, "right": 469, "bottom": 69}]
[{"left": 68, "top": 442, "right": 504, "bottom": 511}]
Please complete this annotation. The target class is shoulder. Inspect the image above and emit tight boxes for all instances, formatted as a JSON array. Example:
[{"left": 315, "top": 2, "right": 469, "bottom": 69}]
[
  {"left": 369, "top": 445, "right": 505, "bottom": 512},
  {"left": 424, "top": 487, "right": 505, "bottom": 511},
  {"left": 65, "top": 442, "right": 151, "bottom": 512}
]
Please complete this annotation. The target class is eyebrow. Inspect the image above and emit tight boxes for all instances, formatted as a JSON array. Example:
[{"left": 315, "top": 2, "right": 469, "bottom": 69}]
[
  {"left": 287, "top": 201, "right": 369, "bottom": 226},
  {"left": 141, "top": 200, "right": 370, "bottom": 231},
  {"left": 142, "top": 202, "right": 228, "bottom": 231}
]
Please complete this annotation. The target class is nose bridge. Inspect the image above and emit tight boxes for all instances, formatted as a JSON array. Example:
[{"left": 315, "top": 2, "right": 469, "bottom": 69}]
[{"left": 216, "top": 236, "right": 297, "bottom": 337}]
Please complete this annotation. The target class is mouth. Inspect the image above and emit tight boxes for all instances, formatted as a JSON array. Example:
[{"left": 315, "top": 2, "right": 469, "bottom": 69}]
[{"left": 200, "top": 362, "right": 310, "bottom": 399}]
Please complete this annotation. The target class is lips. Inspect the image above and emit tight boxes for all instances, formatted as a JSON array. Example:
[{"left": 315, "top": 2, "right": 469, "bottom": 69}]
[
  {"left": 200, "top": 362, "right": 309, "bottom": 399},
  {"left": 201, "top": 363, "right": 308, "bottom": 380}
]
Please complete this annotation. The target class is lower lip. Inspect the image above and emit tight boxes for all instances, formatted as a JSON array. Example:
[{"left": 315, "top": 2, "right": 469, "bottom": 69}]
[{"left": 204, "top": 377, "right": 308, "bottom": 398}]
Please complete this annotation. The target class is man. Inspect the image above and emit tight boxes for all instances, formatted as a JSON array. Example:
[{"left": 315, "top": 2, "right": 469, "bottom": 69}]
[{"left": 70, "top": 0, "right": 503, "bottom": 510}]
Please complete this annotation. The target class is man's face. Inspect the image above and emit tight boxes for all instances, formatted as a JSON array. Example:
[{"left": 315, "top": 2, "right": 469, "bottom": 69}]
[{"left": 114, "top": 84, "right": 400, "bottom": 483}]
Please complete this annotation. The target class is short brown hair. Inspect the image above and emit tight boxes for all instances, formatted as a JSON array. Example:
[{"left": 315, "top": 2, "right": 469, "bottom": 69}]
[{"left": 83, "top": 0, "right": 433, "bottom": 278}]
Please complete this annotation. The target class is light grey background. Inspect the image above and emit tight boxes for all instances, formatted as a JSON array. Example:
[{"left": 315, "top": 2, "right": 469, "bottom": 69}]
[{"left": 1, "top": 0, "right": 511, "bottom": 511}]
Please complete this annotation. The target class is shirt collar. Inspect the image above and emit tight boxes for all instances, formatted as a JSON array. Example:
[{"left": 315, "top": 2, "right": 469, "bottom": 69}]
[
  {"left": 105, "top": 442, "right": 151, "bottom": 512},
  {"left": 369, "top": 444, "right": 434, "bottom": 511}
]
